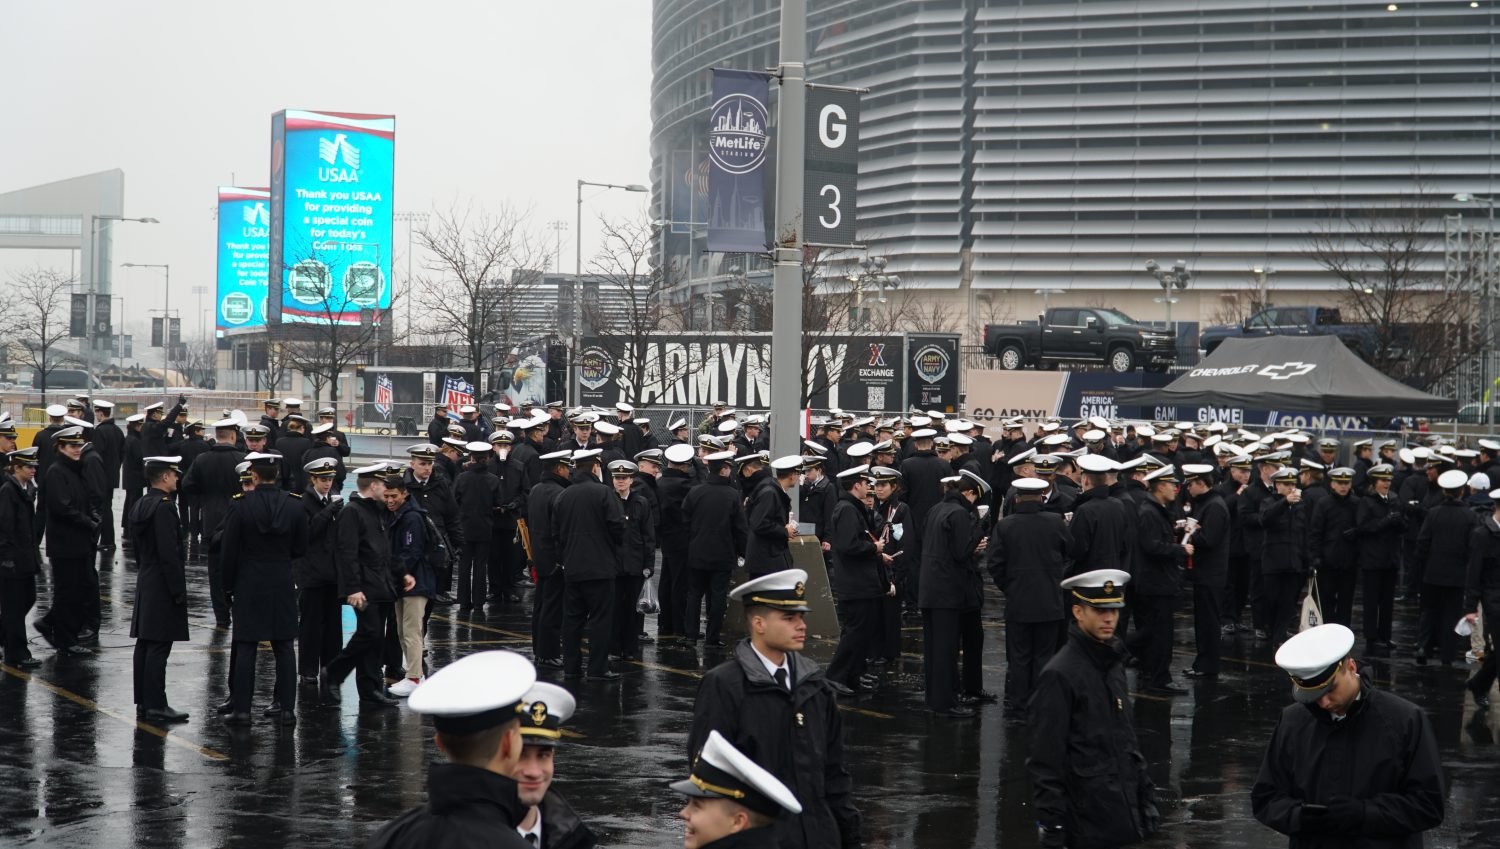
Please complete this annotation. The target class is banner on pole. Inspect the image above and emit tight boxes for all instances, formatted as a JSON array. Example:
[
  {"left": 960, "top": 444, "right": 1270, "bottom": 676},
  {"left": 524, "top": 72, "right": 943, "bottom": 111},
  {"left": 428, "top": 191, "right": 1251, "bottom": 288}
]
[
  {"left": 804, "top": 86, "right": 860, "bottom": 246},
  {"left": 441, "top": 375, "right": 475, "bottom": 420},
  {"left": 374, "top": 374, "right": 394, "bottom": 418},
  {"left": 706, "top": 69, "right": 773, "bottom": 253}
]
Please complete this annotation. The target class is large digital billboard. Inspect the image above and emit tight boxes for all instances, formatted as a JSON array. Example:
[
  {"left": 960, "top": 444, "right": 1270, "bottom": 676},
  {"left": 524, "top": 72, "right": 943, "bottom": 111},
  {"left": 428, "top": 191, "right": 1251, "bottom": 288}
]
[
  {"left": 216, "top": 187, "right": 270, "bottom": 336},
  {"left": 268, "top": 109, "right": 394, "bottom": 325}
]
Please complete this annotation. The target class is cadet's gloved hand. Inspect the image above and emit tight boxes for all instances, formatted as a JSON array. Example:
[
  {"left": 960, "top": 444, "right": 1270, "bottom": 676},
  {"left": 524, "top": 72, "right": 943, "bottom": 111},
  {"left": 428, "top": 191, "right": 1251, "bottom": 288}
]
[
  {"left": 1037, "top": 825, "right": 1067, "bottom": 849},
  {"left": 177, "top": 394, "right": 188, "bottom": 406},
  {"left": 1320, "top": 798, "right": 1364, "bottom": 832},
  {"left": 643, "top": 566, "right": 655, "bottom": 578}
]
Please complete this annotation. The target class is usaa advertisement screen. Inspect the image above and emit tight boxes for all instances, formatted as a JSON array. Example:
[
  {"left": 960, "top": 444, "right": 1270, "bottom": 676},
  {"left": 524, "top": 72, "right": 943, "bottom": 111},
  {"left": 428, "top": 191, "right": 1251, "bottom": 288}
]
[
  {"left": 216, "top": 187, "right": 270, "bottom": 335},
  {"left": 270, "top": 109, "right": 394, "bottom": 325}
]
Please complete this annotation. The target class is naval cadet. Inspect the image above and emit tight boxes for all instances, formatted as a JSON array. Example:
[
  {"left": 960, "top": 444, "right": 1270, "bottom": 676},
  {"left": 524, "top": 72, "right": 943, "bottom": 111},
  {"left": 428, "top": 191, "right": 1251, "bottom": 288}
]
[
  {"left": 671, "top": 730, "right": 805, "bottom": 849},
  {"left": 687, "top": 569, "right": 862, "bottom": 849},
  {"left": 1181, "top": 463, "right": 1230, "bottom": 680},
  {"left": 919, "top": 470, "right": 991, "bottom": 718},
  {"left": 129, "top": 455, "right": 190, "bottom": 723},
  {"left": 0, "top": 448, "right": 42, "bottom": 669},
  {"left": 824, "top": 464, "right": 891, "bottom": 696},
  {"left": 511, "top": 682, "right": 597, "bottom": 849},
  {"left": 181, "top": 417, "right": 247, "bottom": 628},
  {"left": 744, "top": 456, "right": 800, "bottom": 578},
  {"left": 325, "top": 463, "right": 408, "bottom": 707},
  {"left": 526, "top": 451, "right": 572, "bottom": 667},
  {"left": 220, "top": 452, "right": 309, "bottom": 726},
  {"left": 365, "top": 651, "right": 538, "bottom": 849},
  {"left": 1251, "top": 623, "right": 1445, "bottom": 847},
  {"left": 986, "top": 476, "right": 1071, "bottom": 713},
  {"left": 1029, "top": 569, "right": 1159, "bottom": 849},
  {"left": 295, "top": 457, "right": 344, "bottom": 684}
]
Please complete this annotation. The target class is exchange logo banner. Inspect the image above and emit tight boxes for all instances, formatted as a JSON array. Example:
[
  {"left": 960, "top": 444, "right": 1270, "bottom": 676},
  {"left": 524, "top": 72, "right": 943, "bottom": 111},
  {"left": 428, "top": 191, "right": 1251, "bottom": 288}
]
[
  {"left": 216, "top": 187, "right": 270, "bottom": 335},
  {"left": 268, "top": 109, "right": 395, "bottom": 325},
  {"left": 706, "top": 69, "right": 772, "bottom": 253}
]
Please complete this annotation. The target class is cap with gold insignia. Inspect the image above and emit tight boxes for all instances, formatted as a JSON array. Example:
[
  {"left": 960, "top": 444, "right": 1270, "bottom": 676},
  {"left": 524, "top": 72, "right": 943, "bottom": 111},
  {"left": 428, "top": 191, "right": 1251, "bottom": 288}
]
[
  {"left": 353, "top": 462, "right": 389, "bottom": 478},
  {"left": 956, "top": 468, "right": 990, "bottom": 496},
  {"left": 572, "top": 448, "right": 603, "bottom": 464},
  {"left": 771, "top": 455, "right": 803, "bottom": 474},
  {"left": 1061, "top": 568, "right": 1130, "bottom": 609},
  {"left": 518, "top": 682, "right": 575, "bottom": 747},
  {"left": 540, "top": 450, "right": 574, "bottom": 467},
  {"left": 244, "top": 423, "right": 271, "bottom": 438},
  {"left": 1275, "top": 623, "right": 1355, "bottom": 703},
  {"left": 1008, "top": 447, "right": 1038, "bottom": 467},
  {"left": 245, "top": 451, "right": 281, "bottom": 470},
  {"left": 1328, "top": 466, "right": 1355, "bottom": 483},
  {"left": 867, "top": 465, "right": 902, "bottom": 486},
  {"left": 488, "top": 429, "right": 515, "bottom": 444},
  {"left": 54, "top": 426, "right": 87, "bottom": 445},
  {"left": 730, "top": 568, "right": 811, "bottom": 613},
  {"left": 704, "top": 449, "right": 738, "bottom": 466},
  {"left": 304, "top": 457, "right": 339, "bottom": 478},
  {"left": 671, "top": 730, "right": 803, "bottom": 817},
  {"left": 1031, "top": 455, "right": 1062, "bottom": 476},
  {"left": 609, "top": 460, "right": 638, "bottom": 477},
  {"left": 635, "top": 448, "right": 664, "bottom": 466},
  {"left": 1366, "top": 463, "right": 1394, "bottom": 480},
  {"left": 1271, "top": 466, "right": 1299, "bottom": 483},
  {"left": 235, "top": 461, "right": 253, "bottom": 483},
  {"left": 1144, "top": 464, "right": 1179, "bottom": 485},
  {"left": 667, "top": 418, "right": 687, "bottom": 431},
  {"left": 143, "top": 455, "right": 183, "bottom": 474},
  {"left": 7, "top": 447, "right": 39, "bottom": 467},
  {"left": 408, "top": 650, "right": 537, "bottom": 734},
  {"left": 126, "top": 413, "right": 146, "bottom": 425},
  {"left": 836, "top": 463, "right": 871, "bottom": 481},
  {"left": 1180, "top": 463, "right": 1216, "bottom": 484}
]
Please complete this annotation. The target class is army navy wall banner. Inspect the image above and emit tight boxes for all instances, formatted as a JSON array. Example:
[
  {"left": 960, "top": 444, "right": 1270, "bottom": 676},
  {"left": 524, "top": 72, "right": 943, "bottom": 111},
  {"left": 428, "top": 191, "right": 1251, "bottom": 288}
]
[
  {"left": 706, "top": 69, "right": 773, "bottom": 253},
  {"left": 906, "top": 334, "right": 960, "bottom": 413}
]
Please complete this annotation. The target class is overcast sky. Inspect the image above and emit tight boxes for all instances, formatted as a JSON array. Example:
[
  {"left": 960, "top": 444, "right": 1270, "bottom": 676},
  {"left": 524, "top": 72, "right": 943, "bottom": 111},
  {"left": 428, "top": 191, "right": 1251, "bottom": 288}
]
[{"left": 0, "top": 1, "right": 653, "bottom": 343}]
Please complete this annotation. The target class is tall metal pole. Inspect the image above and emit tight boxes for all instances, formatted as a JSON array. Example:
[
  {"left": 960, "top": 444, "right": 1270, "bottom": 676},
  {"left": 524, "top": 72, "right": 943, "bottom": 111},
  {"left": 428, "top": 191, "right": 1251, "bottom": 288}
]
[
  {"left": 162, "top": 266, "right": 171, "bottom": 389},
  {"left": 770, "top": 0, "right": 807, "bottom": 513}
]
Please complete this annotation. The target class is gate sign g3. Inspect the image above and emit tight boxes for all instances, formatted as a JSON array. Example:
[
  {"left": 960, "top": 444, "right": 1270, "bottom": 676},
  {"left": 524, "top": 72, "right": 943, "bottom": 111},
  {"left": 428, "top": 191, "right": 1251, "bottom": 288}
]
[{"left": 804, "top": 86, "right": 860, "bottom": 246}]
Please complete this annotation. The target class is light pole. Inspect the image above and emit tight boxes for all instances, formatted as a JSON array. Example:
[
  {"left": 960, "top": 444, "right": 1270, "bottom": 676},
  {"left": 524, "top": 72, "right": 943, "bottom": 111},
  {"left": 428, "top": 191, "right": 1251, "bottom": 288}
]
[
  {"left": 1251, "top": 265, "right": 1277, "bottom": 311},
  {"left": 87, "top": 215, "right": 158, "bottom": 389},
  {"left": 1146, "top": 258, "right": 1191, "bottom": 331},
  {"left": 575, "top": 180, "right": 648, "bottom": 276},
  {"left": 191, "top": 284, "right": 210, "bottom": 341},
  {"left": 394, "top": 211, "right": 429, "bottom": 338},
  {"left": 846, "top": 256, "right": 900, "bottom": 331},
  {"left": 123, "top": 262, "right": 171, "bottom": 388},
  {"left": 1455, "top": 192, "right": 1496, "bottom": 424}
]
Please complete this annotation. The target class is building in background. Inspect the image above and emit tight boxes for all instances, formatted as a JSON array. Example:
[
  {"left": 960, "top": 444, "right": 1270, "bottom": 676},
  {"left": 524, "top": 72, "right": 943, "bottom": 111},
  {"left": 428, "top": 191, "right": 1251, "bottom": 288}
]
[{"left": 651, "top": 1, "right": 1500, "bottom": 340}]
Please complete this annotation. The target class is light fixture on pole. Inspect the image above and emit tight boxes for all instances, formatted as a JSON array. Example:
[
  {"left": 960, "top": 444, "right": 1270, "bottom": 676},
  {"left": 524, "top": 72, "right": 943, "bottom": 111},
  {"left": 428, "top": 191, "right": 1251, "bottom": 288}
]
[
  {"left": 1251, "top": 265, "right": 1277, "bottom": 310},
  {"left": 848, "top": 256, "right": 900, "bottom": 331},
  {"left": 1455, "top": 192, "right": 1497, "bottom": 424},
  {"left": 87, "top": 215, "right": 158, "bottom": 390},
  {"left": 1146, "top": 258, "right": 1191, "bottom": 332},
  {"left": 572, "top": 180, "right": 647, "bottom": 399},
  {"left": 122, "top": 262, "right": 171, "bottom": 388}
]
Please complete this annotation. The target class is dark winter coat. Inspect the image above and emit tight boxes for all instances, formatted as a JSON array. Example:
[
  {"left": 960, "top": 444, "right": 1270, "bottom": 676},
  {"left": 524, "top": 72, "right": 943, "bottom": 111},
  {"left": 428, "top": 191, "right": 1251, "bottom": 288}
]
[
  {"left": 1356, "top": 490, "right": 1405, "bottom": 572},
  {"left": 142, "top": 403, "right": 184, "bottom": 456},
  {"left": 1238, "top": 478, "right": 1275, "bottom": 562},
  {"left": 390, "top": 497, "right": 434, "bottom": 598},
  {"left": 43, "top": 453, "right": 97, "bottom": 559},
  {"left": 180, "top": 443, "right": 248, "bottom": 539},
  {"left": 683, "top": 475, "right": 748, "bottom": 571},
  {"left": 1416, "top": 498, "right": 1479, "bottom": 587},
  {"left": 1260, "top": 494, "right": 1308, "bottom": 576},
  {"left": 122, "top": 429, "right": 146, "bottom": 490},
  {"left": 745, "top": 477, "right": 793, "bottom": 577},
  {"left": 220, "top": 484, "right": 309, "bottom": 641},
  {"left": 899, "top": 450, "right": 950, "bottom": 548},
  {"left": 1398, "top": 473, "right": 1440, "bottom": 542},
  {"left": 0, "top": 476, "right": 40, "bottom": 576},
  {"left": 537, "top": 789, "right": 598, "bottom": 849},
  {"left": 128, "top": 487, "right": 189, "bottom": 642},
  {"left": 455, "top": 464, "right": 504, "bottom": 539},
  {"left": 984, "top": 499, "right": 1071, "bottom": 621},
  {"left": 363, "top": 763, "right": 533, "bottom": 849},
  {"left": 655, "top": 468, "right": 697, "bottom": 555},
  {"left": 276, "top": 432, "right": 314, "bottom": 491},
  {"left": 829, "top": 490, "right": 887, "bottom": 600},
  {"left": 919, "top": 490, "right": 986, "bottom": 610},
  {"left": 1187, "top": 487, "right": 1232, "bottom": 583},
  {"left": 526, "top": 472, "right": 569, "bottom": 578},
  {"left": 93, "top": 418, "right": 125, "bottom": 488},
  {"left": 294, "top": 489, "right": 340, "bottom": 588},
  {"left": 1029, "top": 624, "right": 1158, "bottom": 849},
  {"left": 688, "top": 641, "right": 861, "bottom": 849},
  {"left": 336, "top": 494, "right": 397, "bottom": 601},
  {"left": 1068, "top": 485, "right": 1132, "bottom": 575},
  {"left": 406, "top": 468, "right": 463, "bottom": 553},
  {"left": 1251, "top": 676, "right": 1445, "bottom": 849},
  {"left": 800, "top": 475, "right": 838, "bottom": 542},
  {"left": 550, "top": 476, "right": 625, "bottom": 583},
  {"left": 1466, "top": 515, "right": 1500, "bottom": 616},
  {"left": 616, "top": 487, "right": 655, "bottom": 577},
  {"left": 426, "top": 416, "right": 451, "bottom": 447},
  {"left": 1133, "top": 497, "right": 1186, "bottom": 597},
  {"left": 1309, "top": 490, "right": 1360, "bottom": 573},
  {"left": 33, "top": 424, "right": 63, "bottom": 478}
]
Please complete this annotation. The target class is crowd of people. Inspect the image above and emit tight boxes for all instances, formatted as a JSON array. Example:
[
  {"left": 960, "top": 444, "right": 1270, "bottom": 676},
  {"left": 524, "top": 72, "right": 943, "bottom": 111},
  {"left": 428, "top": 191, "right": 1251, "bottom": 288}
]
[{"left": 0, "top": 392, "right": 1488, "bottom": 848}]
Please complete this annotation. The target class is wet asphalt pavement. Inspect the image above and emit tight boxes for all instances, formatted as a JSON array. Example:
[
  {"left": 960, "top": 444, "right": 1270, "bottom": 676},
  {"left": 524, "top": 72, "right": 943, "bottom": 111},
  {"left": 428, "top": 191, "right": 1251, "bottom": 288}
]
[{"left": 2, "top": 508, "right": 1496, "bottom": 846}]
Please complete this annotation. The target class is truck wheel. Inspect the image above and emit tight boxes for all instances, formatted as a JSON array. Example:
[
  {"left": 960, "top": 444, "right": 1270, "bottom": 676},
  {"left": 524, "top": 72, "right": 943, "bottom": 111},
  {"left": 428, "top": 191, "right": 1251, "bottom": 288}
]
[
  {"left": 1108, "top": 346, "right": 1136, "bottom": 373},
  {"left": 998, "top": 344, "right": 1024, "bottom": 370}
]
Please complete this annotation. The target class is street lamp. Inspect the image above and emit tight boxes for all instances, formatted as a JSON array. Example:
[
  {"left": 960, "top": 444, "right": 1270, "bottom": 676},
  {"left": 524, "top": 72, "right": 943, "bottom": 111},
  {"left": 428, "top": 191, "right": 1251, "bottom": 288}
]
[
  {"left": 847, "top": 256, "right": 900, "bottom": 331},
  {"left": 1251, "top": 265, "right": 1277, "bottom": 310},
  {"left": 86, "top": 215, "right": 158, "bottom": 389},
  {"left": 121, "top": 262, "right": 171, "bottom": 388},
  {"left": 575, "top": 179, "right": 648, "bottom": 276},
  {"left": 1455, "top": 192, "right": 1497, "bottom": 424},
  {"left": 1146, "top": 258, "right": 1191, "bottom": 331}
]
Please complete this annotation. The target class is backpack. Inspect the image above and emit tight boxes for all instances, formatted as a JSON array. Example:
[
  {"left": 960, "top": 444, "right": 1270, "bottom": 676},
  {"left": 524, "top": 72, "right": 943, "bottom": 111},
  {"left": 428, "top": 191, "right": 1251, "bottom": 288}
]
[{"left": 419, "top": 511, "right": 452, "bottom": 571}]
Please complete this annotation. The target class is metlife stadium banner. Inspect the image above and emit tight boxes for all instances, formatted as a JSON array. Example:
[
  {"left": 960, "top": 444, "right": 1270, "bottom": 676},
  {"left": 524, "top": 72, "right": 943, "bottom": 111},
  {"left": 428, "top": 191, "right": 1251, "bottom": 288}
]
[
  {"left": 706, "top": 70, "right": 772, "bottom": 253},
  {"left": 215, "top": 187, "right": 270, "bottom": 336},
  {"left": 268, "top": 109, "right": 395, "bottom": 325}
]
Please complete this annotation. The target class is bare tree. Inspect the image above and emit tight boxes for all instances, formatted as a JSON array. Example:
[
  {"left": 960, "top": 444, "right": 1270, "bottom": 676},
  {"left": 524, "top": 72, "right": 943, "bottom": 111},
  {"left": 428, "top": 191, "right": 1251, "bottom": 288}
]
[
  {"left": 1305, "top": 202, "right": 1475, "bottom": 389},
  {"left": 175, "top": 337, "right": 217, "bottom": 389},
  {"left": 581, "top": 215, "right": 694, "bottom": 402},
  {"left": 415, "top": 202, "right": 548, "bottom": 392},
  {"left": 279, "top": 241, "right": 401, "bottom": 406},
  {"left": 889, "top": 289, "right": 959, "bottom": 334},
  {"left": 5, "top": 266, "right": 78, "bottom": 394},
  {"left": 1206, "top": 286, "right": 1265, "bottom": 328},
  {"left": 738, "top": 249, "right": 909, "bottom": 406},
  {"left": 254, "top": 333, "right": 292, "bottom": 396}
]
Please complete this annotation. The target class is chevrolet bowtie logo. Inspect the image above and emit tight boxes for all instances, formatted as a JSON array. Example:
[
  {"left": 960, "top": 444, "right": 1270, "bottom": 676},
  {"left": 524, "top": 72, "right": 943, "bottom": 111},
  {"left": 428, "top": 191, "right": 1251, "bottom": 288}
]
[{"left": 1257, "top": 361, "right": 1317, "bottom": 380}]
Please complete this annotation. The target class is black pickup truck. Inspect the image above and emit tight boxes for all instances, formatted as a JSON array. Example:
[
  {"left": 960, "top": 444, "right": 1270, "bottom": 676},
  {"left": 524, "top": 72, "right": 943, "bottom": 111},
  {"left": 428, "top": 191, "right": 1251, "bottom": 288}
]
[
  {"left": 1198, "top": 305, "right": 1412, "bottom": 361},
  {"left": 983, "top": 307, "right": 1177, "bottom": 373}
]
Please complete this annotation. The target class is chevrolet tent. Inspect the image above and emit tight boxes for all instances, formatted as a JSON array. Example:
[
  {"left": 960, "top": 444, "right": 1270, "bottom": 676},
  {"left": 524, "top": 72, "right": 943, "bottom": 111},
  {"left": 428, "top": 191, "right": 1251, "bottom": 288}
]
[{"left": 1114, "top": 335, "right": 1457, "bottom": 418}]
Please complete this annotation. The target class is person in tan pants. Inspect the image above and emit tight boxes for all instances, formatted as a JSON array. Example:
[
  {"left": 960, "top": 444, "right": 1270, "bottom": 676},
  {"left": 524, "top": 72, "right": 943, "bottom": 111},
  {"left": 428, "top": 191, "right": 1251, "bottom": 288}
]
[{"left": 382, "top": 472, "right": 435, "bottom": 698}]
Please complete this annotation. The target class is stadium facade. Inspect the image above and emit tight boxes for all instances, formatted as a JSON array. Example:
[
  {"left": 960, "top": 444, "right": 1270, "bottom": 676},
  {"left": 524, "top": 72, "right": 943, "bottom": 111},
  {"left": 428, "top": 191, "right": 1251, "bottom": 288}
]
[{"left": 651, "top": 1, "right": 1500, "bottom": 339}]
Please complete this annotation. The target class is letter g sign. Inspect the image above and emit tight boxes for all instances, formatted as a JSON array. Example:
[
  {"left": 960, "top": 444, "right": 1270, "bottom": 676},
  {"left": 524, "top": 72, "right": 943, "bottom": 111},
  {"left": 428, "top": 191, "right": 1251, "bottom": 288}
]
[{"left": 819, "top": 104, "right": 847, "bottom": 149}]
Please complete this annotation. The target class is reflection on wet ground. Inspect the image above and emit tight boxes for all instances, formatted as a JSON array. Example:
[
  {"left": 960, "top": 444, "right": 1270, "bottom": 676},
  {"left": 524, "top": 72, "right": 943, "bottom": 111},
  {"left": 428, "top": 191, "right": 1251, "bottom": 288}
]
[{"left": 1, "top": 528, "right": 1492, "bottom": 846}]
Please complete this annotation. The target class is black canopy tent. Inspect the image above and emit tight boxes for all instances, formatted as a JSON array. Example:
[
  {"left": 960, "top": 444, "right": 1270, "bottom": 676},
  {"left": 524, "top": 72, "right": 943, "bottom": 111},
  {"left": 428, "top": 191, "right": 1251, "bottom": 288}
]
[{"left": 1115, "top": 335, "right": 1457, "bottom": 417}]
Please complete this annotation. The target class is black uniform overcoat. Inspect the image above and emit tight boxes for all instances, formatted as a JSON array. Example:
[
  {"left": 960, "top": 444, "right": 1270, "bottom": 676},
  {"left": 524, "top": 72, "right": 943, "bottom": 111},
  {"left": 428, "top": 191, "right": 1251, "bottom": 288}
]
[
  {"left": 221, "top": 484, "right": 309, "bottom": 641},
  {"left": 128, "top": 487, "right": 189, "bottom": 642}
]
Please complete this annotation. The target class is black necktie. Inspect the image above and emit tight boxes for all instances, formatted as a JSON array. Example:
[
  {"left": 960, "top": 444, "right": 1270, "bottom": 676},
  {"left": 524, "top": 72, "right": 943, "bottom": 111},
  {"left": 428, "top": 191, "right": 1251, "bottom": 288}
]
[
  {"left": 774, "top": 668, "right": 788, "bottom": 690},
  {"left": 525, "top": 834, "right": 538, "bottom": 846}
]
